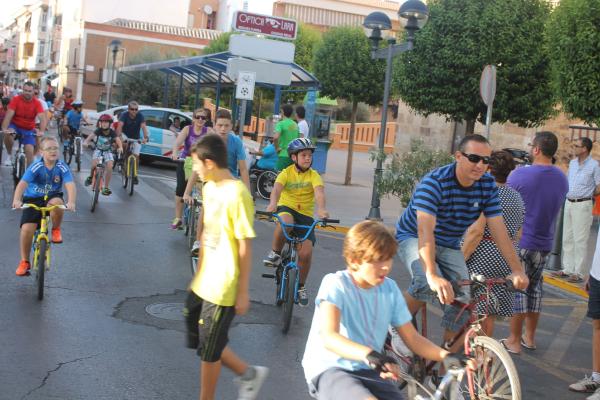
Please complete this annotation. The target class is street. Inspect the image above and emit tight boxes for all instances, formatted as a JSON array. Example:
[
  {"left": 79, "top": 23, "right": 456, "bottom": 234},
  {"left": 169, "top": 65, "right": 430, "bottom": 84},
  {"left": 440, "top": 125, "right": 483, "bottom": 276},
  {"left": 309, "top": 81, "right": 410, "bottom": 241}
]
[{"left": 0, "top": 148, "right": 594, "bottom": 400}]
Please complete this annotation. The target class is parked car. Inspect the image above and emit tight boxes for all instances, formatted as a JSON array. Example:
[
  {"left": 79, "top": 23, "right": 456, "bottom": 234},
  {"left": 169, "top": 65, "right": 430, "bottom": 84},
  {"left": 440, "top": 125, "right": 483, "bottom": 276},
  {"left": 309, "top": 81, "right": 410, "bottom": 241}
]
[{"left": 83, "top": 105, "right": 192, "bottom": 162}]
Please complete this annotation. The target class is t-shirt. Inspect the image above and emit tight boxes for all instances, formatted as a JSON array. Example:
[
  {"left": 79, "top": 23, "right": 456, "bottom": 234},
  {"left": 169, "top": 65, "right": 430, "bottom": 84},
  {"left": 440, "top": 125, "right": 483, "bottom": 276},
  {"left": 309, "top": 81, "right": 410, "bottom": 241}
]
[
  {"left": 256, "top": 143, "right": 277, "bottom": 170},
  {"left": 66, "top": 109, "right": 83, "bottom": 129},
  {"left": 93, "top": 128, "right": 117, "bottom": 151},
  {"left": 22, "top": 159, "right": 73, "bottom": 199},
  {"left": 302, "top": 270, "right": 412, "bottom": 383},
  {"left": 43, "top": 91, "right": 56, "bottom": 104},
  {"left": 298, "top": 119, "right": 309, "bottom": 138},
  {"left": 507, "top": 164, "right": 568, "bottom": 251},
  {"left": 275, "top": 118, "right": 299, "bottom": 157},
  {"left": 189, "top": 179, "right": 255, "bottom": 306},
  {"left": 119, "top": 111, "right": 145, "bottom": 140},
  {"left": 8, "top": 95, "right": 43, "bottom": 130},
  {"left": 276, "top": 164, "right": 323, "bottom": 217},
  {"left": 226, "top": 132, "right": 246, "bottom": 178},
  {"left": 396, "top": 162, "right": 502, "bottom": 250}
]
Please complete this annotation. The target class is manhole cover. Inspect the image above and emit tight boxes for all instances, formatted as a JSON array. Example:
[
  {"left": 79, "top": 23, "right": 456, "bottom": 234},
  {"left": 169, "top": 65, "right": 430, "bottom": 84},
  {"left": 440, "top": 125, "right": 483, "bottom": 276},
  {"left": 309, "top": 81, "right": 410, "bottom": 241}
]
[{"left": 145, "top": 302, "right": 184, "bottom": 321}]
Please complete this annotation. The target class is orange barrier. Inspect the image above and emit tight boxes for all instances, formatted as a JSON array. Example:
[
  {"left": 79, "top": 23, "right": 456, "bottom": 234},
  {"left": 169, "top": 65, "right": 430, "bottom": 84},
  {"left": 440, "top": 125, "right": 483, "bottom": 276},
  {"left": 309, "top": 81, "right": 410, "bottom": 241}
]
[
  {"left": 594, "top": 195, "right": 600, "bottom": 216},
  {"left": 331, "top": 122, "right": 397, "bottom": 153}
]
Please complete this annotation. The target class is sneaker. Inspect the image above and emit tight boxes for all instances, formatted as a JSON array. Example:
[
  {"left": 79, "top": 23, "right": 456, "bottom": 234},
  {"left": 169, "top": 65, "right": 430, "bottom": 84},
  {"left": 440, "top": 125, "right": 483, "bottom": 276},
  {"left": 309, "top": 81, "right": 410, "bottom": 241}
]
[
  {"left": 298, "top": 286, "right": 309, "bottom": 307},
  {"left": 51, "top": 228, "right": 63, "bottom": 244},
  {"left": 133, "top": 176, "right": 139, "bottom": 185},
  {"left": 263, "top": 251, "right": 281, "bottom": 267},
  {"left": 191, "top": 240, "right": 200, "bottom": 256},
  {"left": 84, "top": 176, "right": 92, "bottom": 186},
  {"left": 170, "top": 218, "right": 183, "bottom": 230},
  {"left": 4, "top": 156, "right": 12, "bottom": 166},
  {"left": 588, "top": 388, "right": 600, "bottom": 400},
  {"left": 570, "top": 376, "right": 600, "bottom": 393},
  {"left": 102, "top": 187, "right": 112, "bottom": 196},
  {"left": 234, "top": 365, "right": 269, "bottom": 400},
  {"left": 15, "top": 260, "right": 31, "bottom": 276}
]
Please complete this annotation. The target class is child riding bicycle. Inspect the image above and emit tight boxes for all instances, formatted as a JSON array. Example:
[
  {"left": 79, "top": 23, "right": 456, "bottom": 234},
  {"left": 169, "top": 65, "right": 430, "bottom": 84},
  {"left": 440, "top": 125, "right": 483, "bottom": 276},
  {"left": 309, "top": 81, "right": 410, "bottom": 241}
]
[
  {"left": 61, "top": 99, "right": 88, "bottom": 142},
  {"left": 11, "top": 136, "right": 76, "bottom": 276},
  {"left": 83, "top": 114, "right": 123, "bottom": 195},
  {"left": 264, "top": 137, "right": 329, "bottom": 306},
  {"left": 302, "top": 221, "right": 466, "bottom": 400}
]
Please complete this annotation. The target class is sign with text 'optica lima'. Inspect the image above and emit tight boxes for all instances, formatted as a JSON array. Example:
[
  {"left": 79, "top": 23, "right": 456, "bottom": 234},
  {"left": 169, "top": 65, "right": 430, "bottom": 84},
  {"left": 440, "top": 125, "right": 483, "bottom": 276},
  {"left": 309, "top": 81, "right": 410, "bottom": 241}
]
[{"left": 232, "top": 11, "right": 297, "bottom": 40}]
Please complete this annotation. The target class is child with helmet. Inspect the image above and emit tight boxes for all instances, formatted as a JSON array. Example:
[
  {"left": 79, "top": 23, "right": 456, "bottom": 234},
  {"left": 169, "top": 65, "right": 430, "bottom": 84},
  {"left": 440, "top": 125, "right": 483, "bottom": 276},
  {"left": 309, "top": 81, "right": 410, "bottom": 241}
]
[{"left": 83, "top": 113, "right": 123, "bottom": 195}]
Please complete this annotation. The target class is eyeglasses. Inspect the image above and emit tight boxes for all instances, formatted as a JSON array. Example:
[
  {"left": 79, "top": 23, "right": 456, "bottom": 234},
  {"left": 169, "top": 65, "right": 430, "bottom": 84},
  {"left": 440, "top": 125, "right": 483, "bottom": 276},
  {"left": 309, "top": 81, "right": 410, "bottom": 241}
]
[
  {"left": 43, "top": 147, "right": 59, "bottom": 152},
  {"left": 194, "top": 115, "right": 207, "bottom": 120},
  {"left": 129, "top": 107, "right": 138, "bottom": 111},
  {"left": 574, "top": 144, "right": 584, "bottom": 148},
  {"left": 461, "top": 152, "right": 490, "bottom": 165}
]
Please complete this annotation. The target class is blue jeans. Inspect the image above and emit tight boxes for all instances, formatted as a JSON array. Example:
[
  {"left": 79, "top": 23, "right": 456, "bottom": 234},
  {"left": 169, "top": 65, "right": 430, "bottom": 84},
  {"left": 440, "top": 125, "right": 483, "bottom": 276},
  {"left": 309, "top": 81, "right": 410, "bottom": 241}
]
[{"left": 397, "top": 237, "right": 471, "bottom": 332}]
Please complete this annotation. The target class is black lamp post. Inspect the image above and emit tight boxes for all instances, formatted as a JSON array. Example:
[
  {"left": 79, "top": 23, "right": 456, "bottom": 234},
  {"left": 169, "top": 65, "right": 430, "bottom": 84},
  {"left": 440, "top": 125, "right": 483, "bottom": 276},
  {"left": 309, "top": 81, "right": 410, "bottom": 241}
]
[
  {"left": 105, "top": 39, "right": 122, "bottom": 110},
  {"left": 365, "top": 0, "right": 429, "bottom": 221}
]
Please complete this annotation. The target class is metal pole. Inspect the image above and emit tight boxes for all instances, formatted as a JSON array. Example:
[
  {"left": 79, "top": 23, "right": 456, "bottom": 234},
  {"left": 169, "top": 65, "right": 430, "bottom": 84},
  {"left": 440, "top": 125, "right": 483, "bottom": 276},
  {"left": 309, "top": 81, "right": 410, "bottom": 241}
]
[
  {"left": 238, "top": 99, "right": 247, "bottom": 139},
  {"left": 176, "top": 73, "right": 184, "bottom": 109},
  {"left": 367, "top": 39, "right": 394, "bottom": 221},
  {"left": 106, "top": 48, "right": 117, "bottom": 111},
  {"left": 485, "top": 103, "right": 492, "bottom": 139},
  {"left": 273, "top": 85, "right": 282, "bottom": 114},
  {"left": 163, "top": 72, "right": 169, "bottom": 107},
  {"left": 215, "top": 72, "right": 222, "bottom": 111},
  {"left": 194, "top": 72, "right": 201, "bottom": 110}
]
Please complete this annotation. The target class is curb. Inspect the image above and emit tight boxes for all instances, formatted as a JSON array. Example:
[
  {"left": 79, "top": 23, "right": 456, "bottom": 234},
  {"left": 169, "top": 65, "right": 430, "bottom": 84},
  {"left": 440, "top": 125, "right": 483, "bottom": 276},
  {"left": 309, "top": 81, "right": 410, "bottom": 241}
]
[
  {"left": 544, "top": 273, "right": 589, "bottom": 299},
  {"left": 316, "top": 225, "right": 350, "bottom": 234}
]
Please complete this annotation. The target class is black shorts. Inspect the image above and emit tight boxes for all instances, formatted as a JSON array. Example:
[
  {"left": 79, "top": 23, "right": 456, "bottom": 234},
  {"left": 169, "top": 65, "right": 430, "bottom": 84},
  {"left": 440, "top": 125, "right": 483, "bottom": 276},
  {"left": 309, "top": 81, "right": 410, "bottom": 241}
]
[
  {"left": 20, "top": 194, "right": 64, "bottom": 227},
  {"left": 588, "top": 276, "right": 600, "bottom": 320},
  {"left": 183, "top": 291, "right": 236, "bottom": 362},
  {"left": 175, "top": 161, "right": 187, "bottom": 197},
  {"left": 68, "top": 126, "right": 78, "bottom": 136},
  {"left": 277, "top": 205, "right": 316, "bottom": 245}
]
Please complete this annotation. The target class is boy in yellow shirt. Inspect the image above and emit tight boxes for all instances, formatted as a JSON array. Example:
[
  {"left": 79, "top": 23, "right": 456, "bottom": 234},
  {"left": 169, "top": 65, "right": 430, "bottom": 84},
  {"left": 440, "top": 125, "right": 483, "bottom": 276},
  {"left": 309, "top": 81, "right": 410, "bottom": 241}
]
[
  {"left": 183, "top": 134, "right": 268, "bottom": 400},
  {"left": 264, "top": 138, "right": 329, "bottom": 306}
]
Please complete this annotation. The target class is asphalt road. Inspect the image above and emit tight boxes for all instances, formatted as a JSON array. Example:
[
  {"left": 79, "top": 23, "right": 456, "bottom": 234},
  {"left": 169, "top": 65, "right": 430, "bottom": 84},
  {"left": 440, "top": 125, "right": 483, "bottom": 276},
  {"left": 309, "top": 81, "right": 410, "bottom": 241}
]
[{"left": 0, "top": 148, "right": 594, "bottom": 400}]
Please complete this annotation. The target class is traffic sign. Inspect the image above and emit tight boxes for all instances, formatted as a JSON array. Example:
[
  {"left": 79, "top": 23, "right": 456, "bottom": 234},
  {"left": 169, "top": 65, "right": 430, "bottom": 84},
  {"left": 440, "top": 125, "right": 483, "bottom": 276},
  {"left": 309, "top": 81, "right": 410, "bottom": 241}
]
[
  {"left": 229, "top": 34, "right": 295, "bottom": 63},
  {"left": 232, "top": 11, "right": 297, "bottom": 40},
  {"left": 235, "top": 71, "right": 256, "bottom": 101},
  {"left": 227, "top": 58, "right": 292, "bottom": 86},
  {"left": 480, "top": 65, "right": 497, "bottom": 106}
]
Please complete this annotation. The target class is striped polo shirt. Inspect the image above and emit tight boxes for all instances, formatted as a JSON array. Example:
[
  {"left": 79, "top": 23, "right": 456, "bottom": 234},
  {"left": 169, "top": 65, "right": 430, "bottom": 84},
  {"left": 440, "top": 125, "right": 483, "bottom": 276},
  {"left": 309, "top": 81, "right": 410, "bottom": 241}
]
[{"left": 396, "top": 162, "right": 502, "bottom": 249}]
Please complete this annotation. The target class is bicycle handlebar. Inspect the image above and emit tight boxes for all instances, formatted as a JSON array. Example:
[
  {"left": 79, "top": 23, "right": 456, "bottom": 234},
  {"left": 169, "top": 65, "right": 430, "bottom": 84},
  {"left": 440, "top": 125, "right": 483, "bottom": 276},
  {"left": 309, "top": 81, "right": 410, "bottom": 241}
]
[
  {"left": 256, "top": 211, "right": 340, "bottom": 242},
  {"left": 13, "top": 204, "right": 68, "bottom": 212}
]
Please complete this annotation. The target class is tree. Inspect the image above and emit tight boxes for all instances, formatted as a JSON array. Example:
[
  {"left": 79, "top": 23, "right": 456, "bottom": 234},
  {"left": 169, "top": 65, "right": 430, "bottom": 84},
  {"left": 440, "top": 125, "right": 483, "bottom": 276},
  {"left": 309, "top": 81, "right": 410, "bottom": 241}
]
[
  {"left": 394, "top": 0, "right": 555, "bottom": 134},
  {"left": 546, "top": 0, "right": 600, "bottom": 126},
  {"left": 313, "top": 26, "right": 384, "bottom": 185},
  {"left": 202, "top": 31, "right": 233, "bottom": 54}
]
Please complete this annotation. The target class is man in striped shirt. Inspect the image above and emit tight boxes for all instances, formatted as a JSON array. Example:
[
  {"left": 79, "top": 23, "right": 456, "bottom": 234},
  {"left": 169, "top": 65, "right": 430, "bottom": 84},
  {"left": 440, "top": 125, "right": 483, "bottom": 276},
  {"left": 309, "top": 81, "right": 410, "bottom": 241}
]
[{"left": 396, "top": 134, "right": 529, "bottom": 346}]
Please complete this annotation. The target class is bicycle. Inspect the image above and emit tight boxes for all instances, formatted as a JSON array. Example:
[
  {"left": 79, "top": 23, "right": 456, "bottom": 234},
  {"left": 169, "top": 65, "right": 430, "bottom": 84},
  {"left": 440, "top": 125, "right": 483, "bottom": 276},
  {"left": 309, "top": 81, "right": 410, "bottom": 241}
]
[
  {"left": 3, "top": 130, "right": 28, "bottom": 187},
  {"left": 183, "top": 187, "right": 202, "bottom": 250},
  {"left": 62, "top": 123, "right": 90, "bottom": 172},
  {"left": 121, "top": 139, "right": 141, "bottom": 196},
  {"left": 89, "top": 147, "right": 112, "bottom": 212},
  {"left": 384, "top": 275, "right": 523, "bottom": 400},
  {"left": 256, "top": 211, "right": 339, "bottom": 334},
  {"left": 15, "top": 202, "right": 68, "bottom": 300}
]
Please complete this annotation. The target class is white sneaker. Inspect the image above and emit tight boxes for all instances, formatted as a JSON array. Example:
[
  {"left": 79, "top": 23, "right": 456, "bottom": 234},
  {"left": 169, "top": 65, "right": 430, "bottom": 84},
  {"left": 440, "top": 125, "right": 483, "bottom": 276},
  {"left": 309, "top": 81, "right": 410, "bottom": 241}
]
[
  {"left": 3, "top": 156, "right": 12, "bottom": 166},
  {"left": 571, "top": 376, "right": 600, "bottom": 393},
  {"left": 589, "top": 388, "right": 600, "bottom": 400},
  {"left": 235, "top": 365, "right": 269, "bottom": 400}
]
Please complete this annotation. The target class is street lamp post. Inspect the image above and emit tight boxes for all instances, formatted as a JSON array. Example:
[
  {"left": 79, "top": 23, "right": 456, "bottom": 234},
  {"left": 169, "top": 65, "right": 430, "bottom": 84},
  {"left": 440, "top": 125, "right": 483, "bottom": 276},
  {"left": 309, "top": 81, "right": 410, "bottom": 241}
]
[
  {"left": 105, "top": 39, "right": 122, "bottom": 111},
  {"left": 365, "top": 1, "right": 429, "bottom": 221}
]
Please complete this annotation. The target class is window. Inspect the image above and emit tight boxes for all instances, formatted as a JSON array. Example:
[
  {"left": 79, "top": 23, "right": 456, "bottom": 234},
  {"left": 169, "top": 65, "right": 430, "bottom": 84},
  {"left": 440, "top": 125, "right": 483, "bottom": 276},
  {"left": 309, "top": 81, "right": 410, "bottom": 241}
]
[
  {"left": 40, "top": 10, "right": 48, "bottom": 31},
  {"left": 23, "top": 42, "right": 34, "bottom": 58},
  {"left": 37, "top": 41, "right": 46, "bottom": 64},
  {"left": 54, "top": 14, "right": 62, "bottom": 26},
  {"left": 140, "top": 110, "right": 165, "bottom": 129},
  {"left": 167, "top": 113, "right": 190, "bottom": 132}
]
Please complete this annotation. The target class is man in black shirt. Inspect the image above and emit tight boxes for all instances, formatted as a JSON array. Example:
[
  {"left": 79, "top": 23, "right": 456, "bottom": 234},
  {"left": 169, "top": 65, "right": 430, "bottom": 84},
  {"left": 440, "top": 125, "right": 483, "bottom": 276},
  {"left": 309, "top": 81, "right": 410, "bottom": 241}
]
[{"left": 115, "top": 101, "right": 149, "bottom": 183}]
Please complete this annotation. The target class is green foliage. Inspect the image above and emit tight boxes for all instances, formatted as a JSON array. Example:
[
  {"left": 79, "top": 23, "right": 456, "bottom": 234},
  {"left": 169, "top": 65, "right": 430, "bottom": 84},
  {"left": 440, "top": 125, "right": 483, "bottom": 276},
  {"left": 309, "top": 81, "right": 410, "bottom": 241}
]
[
  {"left": 335, "top": 102, "right": 372, "bottom": 122},
  {"left": 546, "top": 0, "right": 600, "bottom": 126},
  {"left": 313, "top": 26, "right": 384, "bottom": 105},
  {"left": 372, "top": 139, "right": 454, "bottom": 207},
  {"left": 295, "top": 24, "right": 322, "bottom": 71},
  {"left": 394, "top": 0, "right": 555, "bottom": 129},
  {"left": 202, "top": 31, "right": 233, "bottom": 54}
]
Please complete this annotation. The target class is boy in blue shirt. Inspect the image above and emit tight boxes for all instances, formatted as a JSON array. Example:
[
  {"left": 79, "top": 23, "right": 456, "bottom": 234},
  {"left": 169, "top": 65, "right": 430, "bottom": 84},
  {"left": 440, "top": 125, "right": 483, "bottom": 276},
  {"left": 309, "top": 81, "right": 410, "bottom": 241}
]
[
  {"left": 302, "top": 221, "right": 462, "bottom": 399},
  {"left": 61, "top": 99, "right": 88, "bottom": 142},
  {"left": 12, "top": 136, "right": 76, "bottom": 276}
]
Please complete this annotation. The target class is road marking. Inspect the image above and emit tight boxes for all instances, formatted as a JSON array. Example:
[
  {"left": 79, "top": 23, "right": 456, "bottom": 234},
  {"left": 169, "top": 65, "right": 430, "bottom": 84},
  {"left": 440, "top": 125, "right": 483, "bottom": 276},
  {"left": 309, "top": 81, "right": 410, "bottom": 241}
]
[
  {"left": 543, "top": 304, "right": 587, "bottom": 366},
  {"left": 544, "top": 274, "right": 589, "bottom": 298},
  {"left": 520, "top": 351, "right": 577, "bottom": 383}
]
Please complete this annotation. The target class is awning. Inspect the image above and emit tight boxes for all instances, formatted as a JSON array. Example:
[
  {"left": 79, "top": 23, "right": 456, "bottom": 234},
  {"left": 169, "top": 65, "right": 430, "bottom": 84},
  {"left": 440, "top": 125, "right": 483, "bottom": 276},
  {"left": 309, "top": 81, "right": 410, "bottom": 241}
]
[{"left": 119, "top": 51, "right": 319, "bottom": 89}]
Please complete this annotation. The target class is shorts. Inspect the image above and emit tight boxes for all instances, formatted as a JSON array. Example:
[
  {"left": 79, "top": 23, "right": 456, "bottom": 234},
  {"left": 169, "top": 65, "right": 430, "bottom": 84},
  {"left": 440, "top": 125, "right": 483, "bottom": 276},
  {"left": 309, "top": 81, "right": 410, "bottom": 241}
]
[
  {"left": 20, "top": 193, "right": 64, "bottom": 227},
  {"left": 121, "top": 134, "right": 142, "bottom": 155},
  {"left": 309, "top": 368, "right": 404, "bottom": 400},
  {"left": 397, "top": 237, "right": 471, "bottom": 332},
  {"left": 588, "top": 276, "right": 600, "bottom": 319},
  {"left": 276, "top": 156, "right": 293, "bottom": 171},
  {"left": 514, "top": 249, "right": 548, "bottom": 314},
  {"left": 67, "top": 126, "right": 79, "bottom": 136},
  {"left": 9, "top": 124, "right": 36, "bottom": 146},
  {"left": 183, "top": 291, "right": 236, "bottom": 362},
  {"left": 175, "top": 161, "right": 187, "bottom": 197},
  {"left": 277, "top": 205, "right": 316, "bottom": 245},
  {"left": 92, "top": 149, "right": 114, "bottom": 162}
]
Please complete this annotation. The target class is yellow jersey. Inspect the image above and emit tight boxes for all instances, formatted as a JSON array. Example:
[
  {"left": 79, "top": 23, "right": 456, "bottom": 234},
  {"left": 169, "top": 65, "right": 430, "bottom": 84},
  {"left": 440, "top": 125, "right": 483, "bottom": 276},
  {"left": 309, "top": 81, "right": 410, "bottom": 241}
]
[
  {"left": 276, "top": 165, "right": 324, "bottom": 217},
  {"left": 189, "top": 179, "right": 255, "bottom": 306}
]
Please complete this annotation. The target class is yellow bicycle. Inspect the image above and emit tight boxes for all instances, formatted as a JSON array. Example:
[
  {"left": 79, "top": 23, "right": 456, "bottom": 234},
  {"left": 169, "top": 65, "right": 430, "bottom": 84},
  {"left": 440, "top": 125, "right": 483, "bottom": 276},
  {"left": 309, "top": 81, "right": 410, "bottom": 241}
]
[
  {"left": 19, "top": 203, "right": 67, "bottom": 300},
  {"left": 120, "top": 139, "right": 141, "bottom": 196}
]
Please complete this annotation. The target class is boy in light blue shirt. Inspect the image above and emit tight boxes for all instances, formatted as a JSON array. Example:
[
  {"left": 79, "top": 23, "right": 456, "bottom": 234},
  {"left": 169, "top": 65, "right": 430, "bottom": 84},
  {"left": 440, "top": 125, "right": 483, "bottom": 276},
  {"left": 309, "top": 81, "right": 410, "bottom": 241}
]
[{"left": 302, "top": 221, "right": 463, "bottom": 399}]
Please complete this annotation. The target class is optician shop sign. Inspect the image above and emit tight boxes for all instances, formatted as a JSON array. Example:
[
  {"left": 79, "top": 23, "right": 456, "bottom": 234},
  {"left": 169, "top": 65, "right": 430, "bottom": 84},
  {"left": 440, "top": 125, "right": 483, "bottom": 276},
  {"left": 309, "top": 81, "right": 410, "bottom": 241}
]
[{"left": 232, "top": 11, "right": 297, "bottom": 40}]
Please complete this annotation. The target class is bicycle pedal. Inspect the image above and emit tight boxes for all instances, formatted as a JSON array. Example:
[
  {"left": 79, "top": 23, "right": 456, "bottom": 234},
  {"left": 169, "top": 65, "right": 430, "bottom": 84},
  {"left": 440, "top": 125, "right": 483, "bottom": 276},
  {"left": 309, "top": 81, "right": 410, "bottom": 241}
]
[{"left": 261, "top": 273, "right": 275, "bottom": 279}]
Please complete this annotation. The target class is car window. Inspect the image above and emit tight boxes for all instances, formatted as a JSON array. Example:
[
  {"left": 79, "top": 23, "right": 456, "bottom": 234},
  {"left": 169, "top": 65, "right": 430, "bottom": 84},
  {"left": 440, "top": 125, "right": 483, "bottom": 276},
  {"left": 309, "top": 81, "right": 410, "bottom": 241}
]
[
  {"left": 140, "top": 110, "right": 165, "bottom": 129},
  {"left": 167, "top": 113, "right": 190, "bottom": 132}
]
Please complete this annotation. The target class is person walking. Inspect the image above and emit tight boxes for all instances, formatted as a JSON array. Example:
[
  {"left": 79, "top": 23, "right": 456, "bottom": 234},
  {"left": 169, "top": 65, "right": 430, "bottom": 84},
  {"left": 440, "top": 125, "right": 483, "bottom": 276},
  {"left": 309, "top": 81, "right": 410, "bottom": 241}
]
[
  {"left": 462, "top": 150, "right": 524, "bottom": 337},
  {"left": 274, "top": 104, "right": 299, "bottom": 171},
  {"left": 296, "top": 105, "right": 309, "bottom": 138},
  {"left": 552, "top": 137, "right": 600, "bottom": 283},
  {"left": 502, "top": 131, "right": 568, "bottom": 354}
]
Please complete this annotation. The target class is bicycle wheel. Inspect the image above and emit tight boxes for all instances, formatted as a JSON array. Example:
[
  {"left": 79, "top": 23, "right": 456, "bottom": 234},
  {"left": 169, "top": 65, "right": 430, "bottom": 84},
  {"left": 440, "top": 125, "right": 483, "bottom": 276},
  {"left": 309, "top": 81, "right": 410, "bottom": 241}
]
[
  {"left": 281, "top": 267, "right": 297, "bottom": 334},
  {"left": 129, "top": 157, "right": 135, "bottom": 196},
  {"left": 75, "top": 138, "right": 81, "bottom": 172},
  {"left": 187, "top": 204, "right": 198, "bottom": 250},
  {"left": 64, "top": 142, "right": 72, "bottom": 165},
  {"left": 190, "top": 256, "right": 198, "bottom": 275},
  {"left": 276, "top": 244, "right": 291, "bottom": 307},
  {"left": 463, "top": 335, "right": 521, "bottom": 400},
  {"left": 91, "top": 170, "right": 101, "bottom": 212},
  {"left": 36, "top": 238, "right": 48, "bottom": 301},
  {"left": 256, "top": 170, "right": 277, "bottom": 200},
  {"left": 15, "top": 154, "right": 26, "bottom": 186},
  {"left": 121, "top": 158, "right": 128, "bottom": 189}
]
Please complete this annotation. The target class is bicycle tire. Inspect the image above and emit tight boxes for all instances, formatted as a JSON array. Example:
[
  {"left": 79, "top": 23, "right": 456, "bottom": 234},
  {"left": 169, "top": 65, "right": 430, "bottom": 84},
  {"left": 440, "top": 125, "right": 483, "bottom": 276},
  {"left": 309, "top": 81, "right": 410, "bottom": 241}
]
[
  {"left": 256, "top": 170, "right": 277, "bottom": 200},
  {"left": 121, "top": 158, "right": 128, "bottom": 189},
  {"left": 190, "top": 256, "right": 198, "bottom": 275},
  {"left": 129, "top": 157, "right": 135, "bottom": 196},
  {"left": 463, "top": 335, "right": 521, "bottom": 400},
  {"left": 187, "top": 204, "right": 198, "bottom": 250},
  {"left": 91, "top": 169, "right": 101, "bottom": 212},
  {"left": 16, "top": 154, "right": 26, "bottom": 185},
  {"left": 36, "top": 238, "right": 47, "bottom": 301},
  {"left": 276, "top": 244, "right": 291, "bottom": 307},
  {"left": 75, "top": 138, "right": 81, "bottom": 172},
  {"left": 281, "top": 267, "right": 296, "bottom": 334},
  {"left": 64, "top": 142, "right": 72, "bottom": 165}
]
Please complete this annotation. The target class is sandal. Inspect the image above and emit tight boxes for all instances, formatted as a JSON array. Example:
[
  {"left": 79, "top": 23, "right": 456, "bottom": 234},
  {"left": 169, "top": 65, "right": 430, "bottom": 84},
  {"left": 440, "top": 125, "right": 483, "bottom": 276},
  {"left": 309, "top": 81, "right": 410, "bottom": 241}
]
[
  {"left": 567, "top": 275, "right": 584, "bottom": 283},
  {"left": 500, "top": 339, "right": 520, "bottom": 355},
  {"left": 520, "top": 337, "right": 536, "bottom": 350},
  {"left": 550, "top": 271, "right": 569, "bottom": 279}
]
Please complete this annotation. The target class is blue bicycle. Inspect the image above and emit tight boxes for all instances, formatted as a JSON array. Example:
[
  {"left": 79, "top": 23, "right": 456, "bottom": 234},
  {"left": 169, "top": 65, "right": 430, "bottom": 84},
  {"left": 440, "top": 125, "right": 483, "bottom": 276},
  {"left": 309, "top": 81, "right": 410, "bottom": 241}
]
[{"left": 256, "top": 211, "right": 339, "bottom": 334}]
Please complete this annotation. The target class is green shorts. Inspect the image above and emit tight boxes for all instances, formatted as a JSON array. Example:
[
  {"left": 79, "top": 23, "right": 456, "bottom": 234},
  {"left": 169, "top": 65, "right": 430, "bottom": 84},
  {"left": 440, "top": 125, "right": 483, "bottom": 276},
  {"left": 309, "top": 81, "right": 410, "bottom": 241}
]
[{"left": 276, "top": 156, "right": 293, "bottom": 171}]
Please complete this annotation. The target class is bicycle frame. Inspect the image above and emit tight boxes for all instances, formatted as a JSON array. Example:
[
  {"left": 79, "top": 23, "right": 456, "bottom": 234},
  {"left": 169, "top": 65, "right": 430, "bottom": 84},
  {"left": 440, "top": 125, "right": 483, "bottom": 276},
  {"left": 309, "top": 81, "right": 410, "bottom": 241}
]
[{"left": 123, "top": 140, "right": 139, "bottom": 177}]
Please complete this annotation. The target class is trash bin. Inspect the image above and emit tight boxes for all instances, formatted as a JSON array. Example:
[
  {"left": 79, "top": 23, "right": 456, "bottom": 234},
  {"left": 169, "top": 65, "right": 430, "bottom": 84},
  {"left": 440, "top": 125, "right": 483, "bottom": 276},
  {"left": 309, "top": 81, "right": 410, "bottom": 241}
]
[{"left": 312, "top": 139, "right": 331, "bottom": 174}]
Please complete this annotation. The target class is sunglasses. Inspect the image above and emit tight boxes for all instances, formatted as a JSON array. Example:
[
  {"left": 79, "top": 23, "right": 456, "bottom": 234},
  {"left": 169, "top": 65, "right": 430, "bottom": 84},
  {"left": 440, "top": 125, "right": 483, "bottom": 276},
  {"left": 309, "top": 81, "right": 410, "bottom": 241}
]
[
  {"left": 43, "top": 146, "right": 59, "bottom": 152},
  {"left": 129, "top": 107, "right": 138, "bottom": 111},
  {"left": 461, "top": 152, "right": 490, "bottom": 164},
  {"left": 194, "top": 115, "right": 207, "bottom": 120}
]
